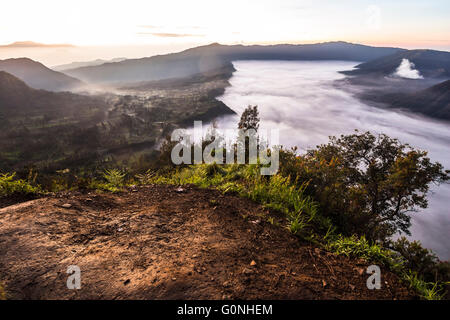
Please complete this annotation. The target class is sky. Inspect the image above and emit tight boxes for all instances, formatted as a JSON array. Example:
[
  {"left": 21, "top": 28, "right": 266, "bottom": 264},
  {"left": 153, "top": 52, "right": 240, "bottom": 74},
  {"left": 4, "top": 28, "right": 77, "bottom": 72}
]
[{"left": 0, "top": 0, "right": 449, "bottom": 64}]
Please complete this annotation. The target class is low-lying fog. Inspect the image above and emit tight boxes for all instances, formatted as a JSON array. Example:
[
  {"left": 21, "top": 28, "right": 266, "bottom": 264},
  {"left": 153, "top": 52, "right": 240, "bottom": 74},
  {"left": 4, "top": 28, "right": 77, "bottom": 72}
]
[{"left": 214, "top": 60, "right": 450, "bottom": 260}]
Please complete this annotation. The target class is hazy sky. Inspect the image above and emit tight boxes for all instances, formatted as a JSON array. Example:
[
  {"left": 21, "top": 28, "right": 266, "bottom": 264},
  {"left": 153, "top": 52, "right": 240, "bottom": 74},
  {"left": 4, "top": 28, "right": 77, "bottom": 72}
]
[{"left": 1, "top": 0, "right": 449, "bottom": 48}]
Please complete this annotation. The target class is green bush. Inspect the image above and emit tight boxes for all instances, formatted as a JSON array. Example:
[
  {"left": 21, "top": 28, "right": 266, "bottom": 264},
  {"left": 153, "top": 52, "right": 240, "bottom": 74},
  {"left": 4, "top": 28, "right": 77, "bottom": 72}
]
[
  {"left": 0, "top": 172, "right": 40, "bottom": 197},
  {"left": 103, "top": 169, "right": 126, "bottom": 187},
  {"left": 326, "top": 235, "right": 447, "bottom": 300},
  {"left": 403, "top": 272, "right": 447, "bottom": 300},
  {"left": 279, "top": 131, "right": 449, "bottom": 242},
  {"left": 326, "top": 235, "right": 395, "bottom": 266},
  {"left": 135, "top": 169, "right": 155, "bottom": 185},
  {"left": 98, "top": 169, "right": 127, "bottom": 192}
]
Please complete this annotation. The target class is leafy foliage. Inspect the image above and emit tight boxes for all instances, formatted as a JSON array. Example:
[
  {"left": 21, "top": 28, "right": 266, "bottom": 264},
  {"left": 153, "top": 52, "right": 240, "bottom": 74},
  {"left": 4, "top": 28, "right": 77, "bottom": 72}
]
[
  {"left": 403, "top": 272, "right": 447, "bottom": 300},
  {"left": 390, "top": 237, "right": 449, "bottom": 284},
  {"left": 326, "top": 235, "right": 394, "bottom": 265},
  {"left": 238, "top": 105, "right": 260, "bottom": 131},
  {"left": 103, "top": 169, "right": 126, "bottom": 187},
  {"left": 88, "top": 169, "right": 128, "bottom": 192},
  {"left": 135, "top": 169, "right": 155, "bottom": 185},
  {"left": 326, "top": 235, "right": 448, "bottom": 300},
  {"left": 0, "top": 172, "right": 40, "bottom": 197},
  {"left": 279, "top": 130, "right": 449, "bottom": 241}
]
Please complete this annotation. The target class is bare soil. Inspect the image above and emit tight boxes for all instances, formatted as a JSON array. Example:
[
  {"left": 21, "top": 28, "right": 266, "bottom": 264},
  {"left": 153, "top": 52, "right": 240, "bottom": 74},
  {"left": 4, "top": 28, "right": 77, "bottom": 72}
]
[{"left": 0, "top": 185, "right": 415, "bottom": 299}]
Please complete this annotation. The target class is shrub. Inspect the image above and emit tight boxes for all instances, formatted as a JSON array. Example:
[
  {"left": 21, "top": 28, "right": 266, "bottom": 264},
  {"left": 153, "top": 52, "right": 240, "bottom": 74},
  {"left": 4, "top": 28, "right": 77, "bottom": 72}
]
[
  {"left": 326, "top": 235, "right": 448, "bottom": 300},
  {"left": 390, "top": 237, "right": 449, "bottom": 285},
  {"left": 135, "top": 169, "right": 155, "bottom": 185},
  {"left": 0, "top": 172, "right": 40, "bottom": 197},
  {"left": 103, "top": 169, "right": 126, "bottom": 188},
  {"left": 326, "top": 235, "right": 394, "bottom": 265},
  {"left": 280, "top": 131, "right": 449, "bottom": 241},
  {"left": 403, "top": 272, "right": 447, "bottom": 300}
]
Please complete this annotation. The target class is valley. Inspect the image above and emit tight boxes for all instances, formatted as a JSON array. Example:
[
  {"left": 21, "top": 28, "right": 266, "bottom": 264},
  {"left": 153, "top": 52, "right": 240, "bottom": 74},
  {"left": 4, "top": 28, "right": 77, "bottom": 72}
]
[{"left": 0, "top": 65, "right": 235, "bottom": 172}]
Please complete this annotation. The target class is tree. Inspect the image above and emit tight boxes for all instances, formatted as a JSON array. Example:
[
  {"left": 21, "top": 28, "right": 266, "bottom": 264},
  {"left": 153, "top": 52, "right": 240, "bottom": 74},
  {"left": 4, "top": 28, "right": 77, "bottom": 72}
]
[
  {"left": 237, "top": 106, "right": 260, "bottom": 163},
  {"left": 238, "top": 105, "right": 260, "bottom": 131},
  {"left": 291, "top": 131, "right": 449, "bottom": 241}
]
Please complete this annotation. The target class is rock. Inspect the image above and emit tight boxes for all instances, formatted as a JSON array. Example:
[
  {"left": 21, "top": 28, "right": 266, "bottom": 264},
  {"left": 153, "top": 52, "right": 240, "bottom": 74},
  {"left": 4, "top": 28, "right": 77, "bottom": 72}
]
[
  {"left": 62, "top": 203, "right": 72, "bottom": 209},
  {"left": 175, "top": 187, "right": 185, "bottom": 193},
  {"left": 118, "top": 228, "right": 124, "bottom": 232},
  {"left": 250, "top": 260, "right": 257, "bottom": 266},
  {"left": 322, "top": 280, "right": 328, "bottom": 288}
]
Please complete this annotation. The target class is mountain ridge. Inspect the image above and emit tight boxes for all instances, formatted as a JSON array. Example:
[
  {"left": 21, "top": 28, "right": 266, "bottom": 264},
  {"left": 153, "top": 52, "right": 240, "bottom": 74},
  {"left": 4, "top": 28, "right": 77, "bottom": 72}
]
[
  {"left": 53, "top": 57, "right": 127, "bottom": 72},
  {"left": 341, "top": 49, "right": 450, "bottom": 78},
  {"left": 0, "top": 57, "right": 84, "bottom": 91},
  {"left": 64, "top": 41, "right": 403, "bottom": 84},
  {"left": 0, "top": 71, "right": 106, "bottom": 124},
  {"left": 387, "top": 79, "right": 450, "bottom": 119}
]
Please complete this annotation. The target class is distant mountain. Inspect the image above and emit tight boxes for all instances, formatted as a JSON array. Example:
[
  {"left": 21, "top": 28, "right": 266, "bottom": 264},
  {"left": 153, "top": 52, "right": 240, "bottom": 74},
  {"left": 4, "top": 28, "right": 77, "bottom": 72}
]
[
  {"left": 0, "top": 71, "right": 110, "bottom": 170},
  {"left": 65, "top": 42, "right": 402, "bottom": 84},
  {"left": 0, "top": 41, "right": 74, "bottom": 48},
  {"left": 53, "top": 58, "right": 126, "bottom": 72},
  {"left": 387, "top": 80, "right": 450, "bottom": 119},
  {"left": 0, "top": 71, "right": 104, "bottom": 117},
  {"left": 0, "top": 58, "right": 83, "bottom": 91},
  {"left": 342, "top": 49, "right": 450, "bottom": 78},
  {"left": 187, "top": 41, "right": 402, "bottom": 61}
]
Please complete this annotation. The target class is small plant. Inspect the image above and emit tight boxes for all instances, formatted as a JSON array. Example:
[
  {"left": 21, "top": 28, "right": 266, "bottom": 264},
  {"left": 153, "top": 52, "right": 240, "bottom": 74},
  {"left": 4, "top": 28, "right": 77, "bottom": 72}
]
[
  {"left": 103, "top": 169, "right": 126, "bottom": 188},
  {"left": 203, "top": 162, "right": 225, "bottom": 177},
  {"left": 288, "top": 216, "right": 306, "bottom": 235},
  {"left": 218, "top": 181, "right": 243, "bottom": 194},
  {"left": 326, "top": 235, "right": 392, "bottom": 265},
  {"left": 326, "top": 235, "right": 447, "bottom": 300},
  {"left": 403, "top": 272, "right": 446, "bottom": 300},
  {"left": 135, "top": 169, "right": 155, "bottom": 185}
]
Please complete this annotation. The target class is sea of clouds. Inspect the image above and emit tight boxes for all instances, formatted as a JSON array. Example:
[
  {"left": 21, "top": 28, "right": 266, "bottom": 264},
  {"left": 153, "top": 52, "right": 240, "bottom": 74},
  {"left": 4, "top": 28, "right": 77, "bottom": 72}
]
[{"left": 214, "top": 60, "right": 450, "bottom": 259}]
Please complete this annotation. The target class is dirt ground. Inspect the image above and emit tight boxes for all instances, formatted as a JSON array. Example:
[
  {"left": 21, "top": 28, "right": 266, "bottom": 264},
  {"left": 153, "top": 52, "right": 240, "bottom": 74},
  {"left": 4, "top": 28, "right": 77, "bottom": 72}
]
[{"left": 0, "top": 184, "right": 415, "bottom": 300}]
